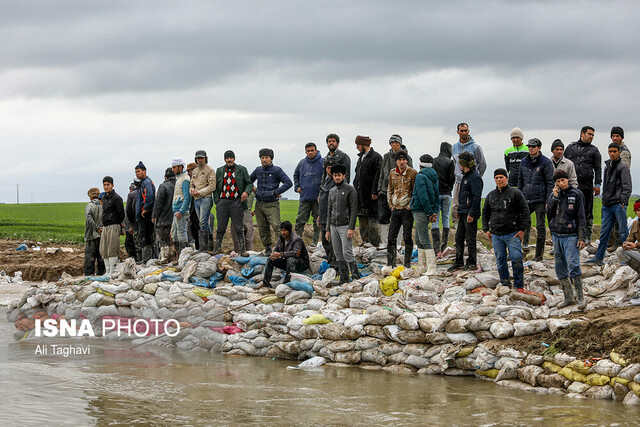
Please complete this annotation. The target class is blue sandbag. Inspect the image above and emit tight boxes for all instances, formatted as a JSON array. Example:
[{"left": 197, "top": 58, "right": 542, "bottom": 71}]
[
  {"left": 286, "top": 280, "right": 314, "bottom": 295},
  {"left": 318, "top": 261, "right": 330, "bottom": 274},
  {"left": 234, "top": 256, "right": 252, "bottom": 264},
  {"left": 209, "top": 272, "right": 224, "bottom": 287},
  {"left": 190, "top": 277, "right": 211, "bottom": 287},
  {"left": 85, "top": 275, "right": 111, "bottom": 282},
  {"left": 161, "top": 271, "right": 182, "bottom": 282},
  {"left": 311, "top": 274, "right": 323, "bottom": 281},
  {"left": 242, "top": 264, "right": 264, "bottom": 278},
  {"left": 228, "top": 275, "right": 249, "bottom": 286},
  {"left": 16, "top": 243, "right": 27, "bottom": 251},
  {"left": 248, "top": 256, "right": 268, "bottom": 267}
]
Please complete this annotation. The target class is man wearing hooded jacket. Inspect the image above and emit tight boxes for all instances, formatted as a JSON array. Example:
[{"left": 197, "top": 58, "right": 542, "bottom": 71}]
[
  {"left": 294, "top": 143, "right": 323, "bottom": 246},
  {"left": 412, "top": 154, "right": 439, "bottom": 275},
  {"left": 432, "top": 142, "right": 455, "bottom": 255}
]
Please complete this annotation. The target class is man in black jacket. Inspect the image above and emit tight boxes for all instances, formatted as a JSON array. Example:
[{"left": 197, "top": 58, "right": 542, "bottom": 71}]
[
  {"left": 99, "top": 176, "right": 125, "bottom": 277},
  {"left": 564, "top": 126, "right": 602, "bottom": 245},
  {"left": 483, "top": 169, "right": 529, "bottom": 288},
  {"left": 263, "top": 221, "right": 310, "bottom": 287},
  {"left": 354, "top": 134, "right": 382, "bottom": 246},
  {"left": 318, "top": 157, "right": 337, "bottom": 268},
  {"left": 124, "top": 180, "right": 141, "bottom": 261},
  {"left": 152, "top": 168, "right": 176, "bottom": 263},
  {"left": 587, "top": 143, "right": 632, "bottom": 265},
  {"left": 322, "top": 133, "right": 351, "bottom": 183},
  {"left": 432, "top": 142, "right": 455, "bottom": 255},
  {"left": 547, "top": 170, "right": 587, "bottom": 309},
  {"left": 449, "top": 152, "right": 483, "bottom": 272}
]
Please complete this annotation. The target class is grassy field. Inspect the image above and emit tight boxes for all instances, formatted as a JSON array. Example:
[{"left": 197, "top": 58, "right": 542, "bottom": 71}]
[{"left": 0, "top": 199, "right": 636, "bottom": 244}]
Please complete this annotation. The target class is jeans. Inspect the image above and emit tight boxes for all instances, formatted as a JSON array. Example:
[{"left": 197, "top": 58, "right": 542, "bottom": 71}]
[
  {"left": 523, "top": 202, "right": 546, "bottom": 258},
  {"left": 491, "top": 233, "right": 524, "bottom": 288},
  {"left": 194, "top": 196, "right": 213, "bottom": 232},
  {"left": 432, "top": 195, "right": 452, "bottom": 230},
  {"left": 413, "top": 212, "right": 433, "bottom": 249},
  {"left": 295, "top": 200, "right": 320, "bottom": 243},
  {"left": 330, "top": 224, "right": 355, "bottom": 263},
  {"left": 172, "top": 213, "right": 189, "bottom": 244},
  {"left": 595, "top": 204, "right": 629, "bottom": 260},
  {"left": 455, "top": 218, "right": 478, "bottom": 266},
  {"left": 552, "top": 233, "right": 582, "bottom": 279}
]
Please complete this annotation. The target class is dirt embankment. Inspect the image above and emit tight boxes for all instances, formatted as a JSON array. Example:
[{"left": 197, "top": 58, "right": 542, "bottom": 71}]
[{"left": 0, "top": 239, "right": 84, "bottom": 281}]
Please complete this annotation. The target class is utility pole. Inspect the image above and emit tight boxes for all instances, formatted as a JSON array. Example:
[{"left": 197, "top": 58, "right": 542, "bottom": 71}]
[{"left": 16, "top": 184, "right": 19, "bottom": 204}]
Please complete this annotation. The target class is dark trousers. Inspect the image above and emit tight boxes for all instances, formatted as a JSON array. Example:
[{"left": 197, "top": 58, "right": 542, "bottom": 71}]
[
  {"left": 320, "top": 222, "right": 336, "bottom": 267},
  {"left": 263, "top": 257, "right": 307, "bottom": 285},
  {"left": 84, "top": 238, "right": 105, "bottom": 276},
  {"left": 359, "top": 216, "right": 380, "bottom": 246},
  {"left": 387, "top": 209, "right": 414, "bottom": 266},
  {"left": 377, "top": 194, "right": 392, "bottom": 224},
  {"left": 137, "top": 215, "right": 154, "bottom": 246},
  {"left": 455, "top": 217, "right": 478, "bottom": 266},
  {"left": 216, "top": 198, "right": 245, "bottom": 246},
  {"left": 124, "top": 230, "right": 140, "bottom": 261},
  {"left": 579, "top": 187, "right": 594, "bottom": 242},
  {"left": 523, "top": 202, "right": 546, "bottom": 259}
]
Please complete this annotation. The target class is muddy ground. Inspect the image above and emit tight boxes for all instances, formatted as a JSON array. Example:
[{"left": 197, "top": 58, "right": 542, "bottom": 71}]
[{"left": 0, "top": 239, "right": 85, "bottom": 281}]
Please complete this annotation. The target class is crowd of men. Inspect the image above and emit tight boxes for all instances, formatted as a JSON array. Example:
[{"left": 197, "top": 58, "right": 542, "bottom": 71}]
[{"left": 84, "top": 124, "right": 639, "bottom": 308}]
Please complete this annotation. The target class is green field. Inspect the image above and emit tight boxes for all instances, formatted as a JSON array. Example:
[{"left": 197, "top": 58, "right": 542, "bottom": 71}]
[{"left": 0, "top": 199, "right": 635, "bottom": 244}]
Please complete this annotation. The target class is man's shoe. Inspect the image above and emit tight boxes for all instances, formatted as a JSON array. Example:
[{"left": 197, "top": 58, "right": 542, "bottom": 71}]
[
  {"left": 464, "top": 264, "right": 477, "bottom": 271},
  {"left": 585, "top": 257, "right": 604, "bottom": 266},
  {"left": 522, "top": 244, "right": 530, "bottom": 253},
  {"left": 447, "top": 263, "right": 463, "bottom": 272}
]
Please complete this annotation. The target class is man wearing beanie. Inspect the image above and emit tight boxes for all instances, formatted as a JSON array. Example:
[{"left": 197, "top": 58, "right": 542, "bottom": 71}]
[
  {"left": 587, "top": 143, "right": 632, "bottom": 265},
  {"left": 449, "top": 152, "right": 483, "bottom": 272},
  {"left": 124, "top": 179, "right": 141, "bottom": 261},
  {"left": 318, "top": 157, "right": 338, "bottom": 269},
  {"left": 610, "top": 126, "right": 631, "bottom": 168},
  {"left": 250, "top": 148, "right": 293, "bottom": 254},
  {"left": 411, "top": 154, "right": 439, "bottom": 275},
  {"left": 354, "top": 135, "right": 382, "bottom": 246},
  {"left": 214, "top": 150, "right": 253, "bottom": 256},
  {"left": 504, "top": 127, "right": 528, "bottom": 187},
  {"left": 99, "top": 176, "right": 125, "bottom": 277},
  {"left": 190, "top": 150, "right": 216, "bottom": 251},
  {"left": 387, "top": 150, "right": 417, "bottom": 268},
  {"left": 483, "top": 169, "right": 529, "bottom": 288},
  {"left": 171, "top": 158, "right": 192, "bottom": 255},
  {"left": 293, "top": 143, "right": 324, "bottom": 246},
  {"left": 375, "top": 134, "right": 413, "bottom": 249},
  {"left": 84, "top": 187, "right": 105, "bottom": 276},
  {"left": 518, "top": 138, "right": 554, "bottom": 261},
  {"left": 547, "top": 169, "right": 587, "bottom": 309},
  {"left": 432, "top": 142, "right": 455, "bottom": 255},
  {"left": 550, "top": 139, "right": 578, "bottom": 188},
  {"left": 134, "top": 161, "right": 157, "bottom": 263},
  {"left": 617, "top": 200, "right": 640, "bottom": 274},
  {"left": 152, "top": 168, "right": 176, "bottom": 262},
  {"left": 564, "top": 126, "right": 601, "bottom": 245},
  {"left": 452, "top": 123, "right": 487, "bottom": 221},
  {"left": 323, "top": 133, "right": 352, "bottom": 183}
]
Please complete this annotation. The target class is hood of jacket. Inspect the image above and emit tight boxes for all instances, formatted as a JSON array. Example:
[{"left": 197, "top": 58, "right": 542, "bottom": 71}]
[
  {"left": 419, "top": 166, "right": 438, "bottom": 183},
  {"left": 439, "top": 142, "right": 452, "bottom": 158},
  {"left": 305, "top": 152, "right": 322, "bottom": 165}
]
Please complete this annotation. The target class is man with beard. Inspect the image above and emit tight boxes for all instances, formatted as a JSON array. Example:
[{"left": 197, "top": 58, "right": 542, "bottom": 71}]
[{"left": 354, "top": 134, "right": 382, "bottom": 246}]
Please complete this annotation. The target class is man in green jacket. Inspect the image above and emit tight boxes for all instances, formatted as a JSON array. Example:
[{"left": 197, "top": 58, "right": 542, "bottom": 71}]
[{"left": 213, "top": 150, "right": 253, "bottom": 256}]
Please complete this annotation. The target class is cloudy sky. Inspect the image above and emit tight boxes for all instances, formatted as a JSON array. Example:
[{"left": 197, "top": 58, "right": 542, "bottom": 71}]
[{"left": 1, "top": 0, "right": 638, "bottom": 203}]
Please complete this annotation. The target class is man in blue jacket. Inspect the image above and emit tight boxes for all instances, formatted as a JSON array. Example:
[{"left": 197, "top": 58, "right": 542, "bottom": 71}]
[
  {"left": 250, "top": 148, "right": 293, "bottom": 254},
  {"left": 517, "top": 138, "right": 554, "bottom": 261},
  {"left": 134, "top": 161, "right": 157, "bottom": 263},
  {"left": 411, "top": 154, "right": 439, "bottom": 275},
  {"left": 293, "top": 143, "right": 323, "bottom": 246}
]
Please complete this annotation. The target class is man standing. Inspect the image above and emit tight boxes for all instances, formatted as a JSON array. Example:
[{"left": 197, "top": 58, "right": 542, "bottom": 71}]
[
  {"left": 231, "top": 185, "right": 256, "bottom": 253},
  {"left": 448, "top": 152, "right": 483, "bottom": 272},
  {"left": 171, "top": 158, "right": 192, "bottom": 254},
  {"left": 186, "top": 162, "right": 200, "bottom": 249},
  {"left": 293, "top": 142, "right": 323, "bottom": 246},
  {"left": 610, "top": 126, "right": 631, "bottom": 168},
  {"left": 517, "top": 138, "right": 554, "bottom": 261},
  {"left": 387, "top": 150, "right": 417, "bottom": 268},
  {"left": 411, "top": 154, "right": 439, "bottom": 275},
  {"left": 432, "top": 142, "right": 455, "bottom": 255},
  {"left": 134, "top": 161, "right": 156, "bottom": 263},
  {"left": 564, "top": 126, "right": 602, "bottom": 245},
  {"left": 504, "top": 127, "right": 529, "bottom": 187},
  {"left": 99, "top": 176, "right": 125, "bottom": 277},
  {"left": 483, "top": 169, "right": 529, "bottom": 288},
  {"left": 550, "top": 139, "right": 578, "bottom": 188},
  {"left": 250, "top": 148, "right": 293, "bottom": 254},
  {"left": 587, "top": 143, "right": 632, "bottom": 265},
  {"left": 263, "top": 221, "right": 310, "bottom": 287},
  {"left": 452, "top": 123, "right": 487, "bottom": 219},
  {"left": 322, "top": 133, "right": 351, "bottom": 183},
  {"left": 354, "top": 135, "right": 382, "bottom": 246},
  {"left": 124, "top": 180, "right": 141, "bottom": 261},
  {"left": 326, "top": 164, "right": 358, "bottom": 284},
  {"left": 547, "top": 170, "right": 587, "bottom": 309},
  {"left": 214, "top": 150, "right": 252, "bottom": 256},
  {"left": 376, "top": 134, "right": 413, "bottom": 248},
  {"left": 84, "top": 187, "right": 105, "bottom": 276},
  {"left": 152, "top": 168, "right": 176, "bottom": 263},
  {"left": 318, "top": 157, "right": 337, "bottom": 268},
  {"left": 190, "top": 150, "right": 216, "bottom": 251},
  {"left": 616, "top": 200, "right": 640, "bottom": 273}
]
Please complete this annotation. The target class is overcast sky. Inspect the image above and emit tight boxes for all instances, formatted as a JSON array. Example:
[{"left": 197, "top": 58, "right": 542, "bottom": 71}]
[{"left": 1, "top": 0, "right": 638, "bottom": 203}]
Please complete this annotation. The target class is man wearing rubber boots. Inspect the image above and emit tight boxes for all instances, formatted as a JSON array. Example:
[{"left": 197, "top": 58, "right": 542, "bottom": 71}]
[
  {"left": 190, "top": 150, "right": 216, "bottom": 251},
  {"left": 134, "top": 161, "right": 156, "bottom": 263},
  {"left": 387, "top": 150, "right": 417, "bottom": 268},
  {"left": 263, "top": 221, "right": 310, "bottom": 287}
]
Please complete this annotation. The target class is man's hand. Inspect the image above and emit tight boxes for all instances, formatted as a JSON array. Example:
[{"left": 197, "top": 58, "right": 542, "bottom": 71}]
[
  {"left": 252, "top": 187, "right": 256, "bottom": 193},
  {"left": 429, "top": 214, "right": 438, "bottom": 223},
  {"left": 241, "top": 192, "right": 248, "bottom": 202},
  {"left": 98, "top": 227, "right": 103, "bottom": 235},
  {"left": 296, "top": 188, "right": 302, "bottom": 194},
  {"left": 371, "top": 194, "right": 378, "bottom": 200},
  {"left": 316, "top": 217, "right": 320, "bottom": 226},
  {"left": 593, "top": 187, "right": 601, "bottom": 196},
  {"left": 151, "top": 218, "right": 156, "bottom": 224},
  {"left": 552, "top": 185, "right": 559, "bottom": 197},
  {"left": 347, "top": 229, "right": 354, "bottom": 239},
  {"left": 623, "top": 241, "right": 635, "bottom": 250},
  {"left": 452, "top": 211, "right": 459, "bottom": 221},
  {"left": 516, "top": 230, "right": 524, "bottom": 241},
  {"left": 484, "top": 231, "right": 492, "bottom": 240},
  {"left": 129, "top": 227, "right": 134, "bottom": 234},
  {"left": 277, "top": 194, "right": 282, "bottom": 199},
  {"left": 325, "top": 231, "right": 331, "bottom": 241},
  {"left": 467, "top": 215, "right": 474, "bottom": 223},
  {"left": 270, "top": 251, "right": 281, "bottom": 261},
  {"left": 578, "top": 240, "right": 586, "bottom": 250},
  {"left": 190, "top": 189, "right": 199, "bottom": 196},
  {"left": 142, "top": 209, "right": 148, "bottom": 218},
  {"left": 175, "top": 212, "right": 183, "bottom": 220}
]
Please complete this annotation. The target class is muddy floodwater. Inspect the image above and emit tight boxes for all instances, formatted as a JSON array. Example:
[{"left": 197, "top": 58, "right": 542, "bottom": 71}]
[{"left": 0, "top": 310, "right": 637, "bottom": 426}]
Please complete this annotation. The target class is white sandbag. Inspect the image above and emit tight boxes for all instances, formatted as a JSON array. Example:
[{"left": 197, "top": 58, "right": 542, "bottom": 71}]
[
  {"left": 513, "top": 319, "right": 548, "bottom": 337},
  {"left": 344, "top": 314, "right": 368, "bottom": 328},
  {"left": 590, "top": 359, "right": 622, "bottom": 377},
  {"left": 396, "top": 313, "right": 419, "bottom": 330},
  {"left": 489, "top": 321, "right": 514, "bottom": 339}
]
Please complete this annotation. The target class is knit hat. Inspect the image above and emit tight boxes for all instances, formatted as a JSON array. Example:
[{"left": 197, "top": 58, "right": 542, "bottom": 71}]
[
  {"left": 611, "top": 126, "right": 624, "bottom": 139},
  {"left": 259, "top": 148, "right": 274, "bottom": 159},
  {"left": 87, "top": 188, "right": 100, "bottom": 198},
  {"left": 102, "top": 176, "right": 114, "bottom": 184},
  {"left": 394, "top": 150, "right": 409, "bottom": 161},
  {"left": 355, "top": 134, "right": 371, "bottom": 146},
  {"left": 510, "top": 127, "right": 524, "bottom": 139},
  {"left": 224, "top": 150, "right": 235, "bottom": 159},
  {"left": 280, "top": 221, "right": 293, "bottom": 233},
  {"left": 331, "top": 164, "right": 347, "bottom": 175},
  {"left": 419, "top": 154, "right": 433, "bottom": 168},
  {"left": 458, "top": 152, "right": 476, "bottom": 169},
  {"left": 553, "top": 170, "right": 569, "bottom": 181},
  {"left": 494, "top": 168, "right": 508, "bottom": 178},
  {"left": 164, "top": 167, "right": 174, "bottom": 179},
  {"left": 186, "top": 162, "right": 197, "bottom": 171},
  {"left": 135, "top": 161, "right": 146, "bottom": 170},
  {"left": 633, "top": 200, "right": 640, "bottom": 212},
  {"left": 551, "top": 139, "right": 564, "bottom": 151},
  {"left": 171, "top": 157, "right": 185, "bottom": 168},
  {"left": 389, "top": 134, "right": 402, "bottom": 144},
  {"left": 526, "top": 138, "right": 542, "bottom": 147}
]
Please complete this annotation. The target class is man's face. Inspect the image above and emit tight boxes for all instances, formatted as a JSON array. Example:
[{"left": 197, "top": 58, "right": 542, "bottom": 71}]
[
  {"left": 260, "top": 156, "right": 272, "bottom": 167},
  {"left": 225, "top": 157, "right": 235, "bottom": 167},
  {"left": 552, "top": 146, "right": 564, "bottom": 160},
  {"left": 135, "top": 168, "right": 146, "bottom": 180},
  {"left": 611, "top": 134, "right": 623, "bottom": 145},
  {"left": 390, "top": 141, "right": 401, "bottom": 152},
  {"left": 325, "top": 165, "right": 332, "bottom": 176},
  {"left": 396, "top": 158, "right": 408, "bottom": 170},
  {"left": 460, "top": 164, "right": 470, "bottom": 174},
  {"left": 305, "top": 146, "right": 317, "bottom": 159},
  {"left": 511, "top": 136, "right": 522, "bottom": 147},
  {"left": 609, "top": 147, "right": 620, "bottom": 161},
  {"left": 172, "top": 165, "right": 183, "bottom": 175},
  {"left": 528, "top": 146, "right": 540, "bottom": 156},
  {"left": 327, "top": 138, "right": 338, "bottom": 151},
  {"left": 581, "top": 129, "right": 595, "bottom": 144},
  {"left": 280, "top": 229, "right": 291, "bottom": 239},
  {"left": 635, "top": 208, "right": 640, "bottom": 218},
  {"left": 103, "top": 182, "right": 113, "bottom": 193},
  {"left": 556, "top": 178, "right": 569, "bottom": 190},
  {"left": 356, "top": 144, "right": 365, "bottom": 154},
  {"left": 187, "top": 168, "right": 194, "bottom": 177},
  {"left": 332, "top": 172, "right": 345, "bottom": 184},
  {"left": 457, "top": 125, "right": 470, "bottom": 143},
  {"left": 494, "top": 175, "right": 508, "bottom": 189},
  {"left": 196, "top": 157, "right": 206, "bottom": 166}
]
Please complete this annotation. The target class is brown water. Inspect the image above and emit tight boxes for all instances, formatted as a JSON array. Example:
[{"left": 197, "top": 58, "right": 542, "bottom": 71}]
[{"left": 1, "top": 309, "right": 638, "bottom": 426}]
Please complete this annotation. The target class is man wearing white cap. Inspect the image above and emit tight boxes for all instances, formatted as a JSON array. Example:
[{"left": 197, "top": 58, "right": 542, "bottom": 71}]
[{"left": 171, "top": 158, "right": 192, "bottom": 254}]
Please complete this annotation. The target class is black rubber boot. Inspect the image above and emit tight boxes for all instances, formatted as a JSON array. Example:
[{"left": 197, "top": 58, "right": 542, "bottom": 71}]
[
  {"left": 573, "top": 276, "right": 586, "bottom": 309},
  {"left": 403, "top": 246, "right": 412, "bottom": 268},
  {"left": 387, "top": 247, "right": 396, "bottom": 267},
  {"left": 441, "top": 228, "right": 449, "bottom": 253},
  {"left": 337, "top": 262, "right": 350, "bottom": 285},
  {"left": 198, "top": 231, "right": 209, "bottom": 253},
  {"left": 349, "top": 262, "right": 361, "bottom": 280},
  {"left": 557, "top": 277, "right": 575, "bottom": 308},
  {"left": 431, "top": 228, "right": 441, "bottom": 255}
]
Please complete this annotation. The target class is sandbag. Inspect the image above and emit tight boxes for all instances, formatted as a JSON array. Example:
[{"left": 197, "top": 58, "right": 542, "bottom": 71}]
[
  {"left": 591, "top": 359, "right": 622, "bottom": 377},
  {"left": 489, "top": 321, "right": 514, "bottom": 339},
  {"left": 558, "top": 366, "right": 588, "bottom": 383},
  {"left": 586, "top": 373, "right": 611, "bottom": 386},
  {"left": 302, "top": 314, "right": 331, "bottom": 325},
  {"left": 565, "top": 359, "right": 591, "bottom": 375},
  {"left": 379, "top": 276, "right": 399, "bottom": 296}
]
